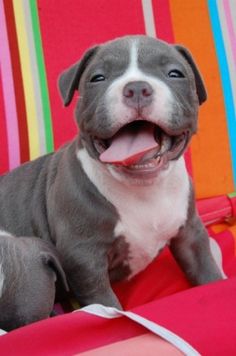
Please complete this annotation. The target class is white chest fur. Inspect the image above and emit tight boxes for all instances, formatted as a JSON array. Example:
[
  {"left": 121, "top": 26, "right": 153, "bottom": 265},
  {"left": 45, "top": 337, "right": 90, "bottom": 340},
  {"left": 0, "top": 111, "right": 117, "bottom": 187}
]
[{"left": 78, "top": 149, "right": 190, "bottom": 277}]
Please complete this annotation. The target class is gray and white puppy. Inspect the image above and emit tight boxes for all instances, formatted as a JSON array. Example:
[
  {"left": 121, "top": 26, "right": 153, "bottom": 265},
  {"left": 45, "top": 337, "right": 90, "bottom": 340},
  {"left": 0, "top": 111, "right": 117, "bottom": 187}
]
[
  {"left": 0, "top": 232, "right": 68, "bottom": 331},
  {"left": 0, "top": 35, "right": 223, "bottom": 309}
]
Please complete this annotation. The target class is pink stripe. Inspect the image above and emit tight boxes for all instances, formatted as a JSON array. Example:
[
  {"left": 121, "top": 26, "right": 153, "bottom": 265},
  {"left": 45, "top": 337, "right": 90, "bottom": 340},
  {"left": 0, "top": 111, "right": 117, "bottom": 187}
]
[
  {"left": 0, "top": 0, "right": 20, "bottom": 170},
  {"left": 223, "top": 0, "right": 236, "bottom": 71}
]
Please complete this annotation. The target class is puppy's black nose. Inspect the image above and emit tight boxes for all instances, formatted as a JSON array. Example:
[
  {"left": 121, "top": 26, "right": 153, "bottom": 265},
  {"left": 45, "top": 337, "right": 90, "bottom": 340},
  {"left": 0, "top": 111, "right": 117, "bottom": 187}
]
[{"left": 123, "top": 81, "right": 153, "bottom": 108}]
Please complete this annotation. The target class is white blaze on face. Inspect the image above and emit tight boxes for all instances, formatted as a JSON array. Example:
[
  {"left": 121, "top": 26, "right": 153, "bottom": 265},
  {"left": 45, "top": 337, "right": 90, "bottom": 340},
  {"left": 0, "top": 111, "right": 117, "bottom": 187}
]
[{"left": 105, "top": 40, "right": 174, "bottom": 127}]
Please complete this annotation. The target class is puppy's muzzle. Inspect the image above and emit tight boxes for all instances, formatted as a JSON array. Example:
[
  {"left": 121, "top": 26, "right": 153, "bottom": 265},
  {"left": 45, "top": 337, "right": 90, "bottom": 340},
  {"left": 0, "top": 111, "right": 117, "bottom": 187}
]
[{"left": 123, "top": 81, "right": 153, "bottom": 109}]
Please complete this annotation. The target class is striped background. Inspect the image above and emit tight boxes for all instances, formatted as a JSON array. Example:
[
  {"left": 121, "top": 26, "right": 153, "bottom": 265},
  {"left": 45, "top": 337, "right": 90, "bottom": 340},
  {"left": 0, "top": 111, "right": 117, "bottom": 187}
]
[{"left": 0, "top": 0, "right": 235, "bottom": 199}]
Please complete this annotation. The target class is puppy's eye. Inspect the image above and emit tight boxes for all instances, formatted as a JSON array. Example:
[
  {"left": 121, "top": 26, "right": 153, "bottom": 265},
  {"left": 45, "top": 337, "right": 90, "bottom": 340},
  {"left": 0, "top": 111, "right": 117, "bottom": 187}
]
[
  {"left": 90, "top": 74, "right": 105, "bottom": 83},
  {"left": 168, "top": 70, "right": 185, "bottom": 78}
]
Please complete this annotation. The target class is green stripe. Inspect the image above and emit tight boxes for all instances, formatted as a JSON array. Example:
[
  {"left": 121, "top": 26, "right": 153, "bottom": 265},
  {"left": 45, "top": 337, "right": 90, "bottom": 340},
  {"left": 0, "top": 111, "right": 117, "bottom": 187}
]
[
  {"left": 228, "top": 192, "right": 236, "bottom": 198},
  {"left": 29, "top": 0, "right": 54, "bottom": 153}
]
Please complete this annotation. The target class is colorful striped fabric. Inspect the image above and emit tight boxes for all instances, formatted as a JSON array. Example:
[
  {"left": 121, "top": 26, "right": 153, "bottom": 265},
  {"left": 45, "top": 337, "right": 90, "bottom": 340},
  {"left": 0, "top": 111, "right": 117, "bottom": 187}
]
[
  {"left": 0, "top": 0, "right": 53, "bottom": 169},
  {"left": 0, "top": 0, "right": 236, "bottom": 202},
  {"left": 1, "top": 2, "right": 236, "bottom": 347}
]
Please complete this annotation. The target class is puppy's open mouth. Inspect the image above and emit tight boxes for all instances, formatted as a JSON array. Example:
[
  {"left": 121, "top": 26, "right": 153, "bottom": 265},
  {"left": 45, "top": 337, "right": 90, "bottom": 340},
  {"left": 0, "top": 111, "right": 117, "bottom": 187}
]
[{"left": 93, "top": 121, "right": 189, "bottom": 175}]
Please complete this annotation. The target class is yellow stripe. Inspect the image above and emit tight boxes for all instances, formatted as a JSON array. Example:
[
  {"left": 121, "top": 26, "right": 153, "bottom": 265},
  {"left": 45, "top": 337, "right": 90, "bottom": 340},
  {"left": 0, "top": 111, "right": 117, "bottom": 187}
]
[{"left": 12, "top": 0, "right": 40, "bottom": 160}]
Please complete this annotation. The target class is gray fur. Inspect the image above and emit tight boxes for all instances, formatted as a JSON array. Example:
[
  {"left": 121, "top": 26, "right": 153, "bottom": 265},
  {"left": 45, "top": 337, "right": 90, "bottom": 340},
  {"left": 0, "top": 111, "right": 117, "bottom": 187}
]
[
  {"left": 170, "top": 182, "right": 223, "bottom": 285},
  {"left": 0, "top": 36, "right": 222, "bottom": 316},
  {"left": 0, "top": 234, "right": 68, "bottom": 331}
]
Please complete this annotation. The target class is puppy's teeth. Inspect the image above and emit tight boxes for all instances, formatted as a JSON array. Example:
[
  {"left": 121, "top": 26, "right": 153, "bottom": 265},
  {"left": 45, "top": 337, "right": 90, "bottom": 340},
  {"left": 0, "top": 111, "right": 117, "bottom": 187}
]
[
  {"left": 138, "top": 147, "right": 161, "bottom": 164},
  {"left": 160, "top": 134, "right": 172, "bottom": 154},
  {"left": 130, "top": 161, "right": 157, "bottom": 169}
]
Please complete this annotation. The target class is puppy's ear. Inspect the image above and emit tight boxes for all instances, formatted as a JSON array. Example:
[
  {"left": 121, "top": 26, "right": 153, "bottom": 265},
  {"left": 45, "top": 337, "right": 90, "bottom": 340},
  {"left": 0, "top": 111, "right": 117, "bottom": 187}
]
[
  {"left": 41, "top": 252, "right": 69, "bottom": 292},
  {"left": 58, "top": 46, "right": 99, "bottom": 106},
  {"left": 174, "top": 45, "right": 207, "bottom": 105}
]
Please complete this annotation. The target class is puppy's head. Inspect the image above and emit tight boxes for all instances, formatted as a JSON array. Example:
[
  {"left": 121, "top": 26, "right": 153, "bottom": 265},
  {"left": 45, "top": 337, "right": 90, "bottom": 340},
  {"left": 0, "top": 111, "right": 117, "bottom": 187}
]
[{"left": 59, "top": 35, "right": 206, "bottom": 182}]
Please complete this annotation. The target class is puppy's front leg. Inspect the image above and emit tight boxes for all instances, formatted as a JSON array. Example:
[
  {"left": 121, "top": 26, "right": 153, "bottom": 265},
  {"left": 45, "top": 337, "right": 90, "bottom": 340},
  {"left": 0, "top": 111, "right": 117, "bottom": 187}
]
[
  {"left": 58, "top": 241, "right": 121, "bottom": 309},
  {"left": 170, "top": 212, "right": 224, "bottom": 286}
]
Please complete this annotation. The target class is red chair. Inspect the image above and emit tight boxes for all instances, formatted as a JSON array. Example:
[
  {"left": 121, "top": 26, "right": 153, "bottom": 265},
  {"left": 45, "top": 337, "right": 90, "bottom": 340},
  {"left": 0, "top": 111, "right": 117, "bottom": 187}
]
[{"left": 0, "top": 1, "right": 236, "bottom": 354}]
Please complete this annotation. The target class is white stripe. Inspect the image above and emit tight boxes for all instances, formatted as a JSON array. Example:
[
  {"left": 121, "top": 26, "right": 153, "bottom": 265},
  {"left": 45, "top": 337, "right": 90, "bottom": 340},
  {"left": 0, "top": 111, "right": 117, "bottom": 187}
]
[
  {"left": 217, "top": 0, "right": 236, "bottom": 116},
  {"left": 0, "top": 329, "right": 7, "bottom": 336},
  {"left": 229, "top": 0, "right": 236, "bottom": 44},
  {"left": 77, "top": 304, "right": 200, "bottom": 356},
  {"left": 141, "top": 0, "right": 157, "bottom": 38}
]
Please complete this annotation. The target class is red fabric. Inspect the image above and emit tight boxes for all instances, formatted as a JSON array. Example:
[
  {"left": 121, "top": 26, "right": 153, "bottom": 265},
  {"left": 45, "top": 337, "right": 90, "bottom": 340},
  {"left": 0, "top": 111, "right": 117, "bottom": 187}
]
[
  {"left": 113, "top": 247, "right": 190, "bottom": 310},
  {"left": 209, "top": 227, "right": 236, "bottom": 277},
  {"left": 197, "top": 195, "right": 234, "bottom": 225},
  {"left": 0, "top": 311, "right": 145, "bottom": 355},
  {"left": 1, "top": 278, "right": 236, "bottom": 355},
  {"left": 0, "top": 228, "right": 236, "bottom": 354},
  {"left": 153, "top": 0, "right": 175, "bottom": 43},
  {"left": 133, "top": 278, "right": 236, "bottom": 356},
  {"left": 38, "top": 0, "right": 146, "bottom": 150},
  {"left": 113, "top": 229, "right": 236, "bottom": 310}
]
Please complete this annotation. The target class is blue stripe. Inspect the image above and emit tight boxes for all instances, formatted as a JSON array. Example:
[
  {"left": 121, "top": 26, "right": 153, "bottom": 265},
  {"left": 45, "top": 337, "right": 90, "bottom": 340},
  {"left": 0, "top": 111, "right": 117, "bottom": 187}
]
[{"left": 208, "top": 0, "right": 236, "bottom": 187}]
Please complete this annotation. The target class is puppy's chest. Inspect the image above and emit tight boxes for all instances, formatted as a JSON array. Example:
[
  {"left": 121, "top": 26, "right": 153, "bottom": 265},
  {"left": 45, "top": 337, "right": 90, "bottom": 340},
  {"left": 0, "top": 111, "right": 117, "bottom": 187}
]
[
  {"left": 113, "top": 183, "right": 189, "bottom": 277},
  {"left": 78, "top": 150, "right": 190, "bottom": 278}
]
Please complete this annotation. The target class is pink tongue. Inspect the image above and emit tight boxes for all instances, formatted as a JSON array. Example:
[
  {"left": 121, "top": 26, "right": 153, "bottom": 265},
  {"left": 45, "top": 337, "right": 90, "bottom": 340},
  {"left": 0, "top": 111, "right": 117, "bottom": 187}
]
[{"left": 99, "top": 123, "right": 159, "bottom": 166}]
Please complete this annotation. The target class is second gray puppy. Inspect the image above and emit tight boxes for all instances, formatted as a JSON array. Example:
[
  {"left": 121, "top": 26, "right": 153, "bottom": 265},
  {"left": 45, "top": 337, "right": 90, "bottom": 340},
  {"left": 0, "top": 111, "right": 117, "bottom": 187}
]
[{"left": 0, "top": 233, "right": 68, "bottom": 331}]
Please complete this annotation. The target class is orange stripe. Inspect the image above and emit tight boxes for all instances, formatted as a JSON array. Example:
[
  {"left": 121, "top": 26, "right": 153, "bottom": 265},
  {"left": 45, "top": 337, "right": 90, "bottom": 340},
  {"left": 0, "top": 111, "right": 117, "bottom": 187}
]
[{"left": 169, "top": 0, "right": 234, "bottom": 199}]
